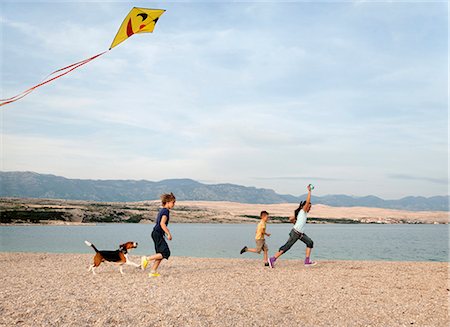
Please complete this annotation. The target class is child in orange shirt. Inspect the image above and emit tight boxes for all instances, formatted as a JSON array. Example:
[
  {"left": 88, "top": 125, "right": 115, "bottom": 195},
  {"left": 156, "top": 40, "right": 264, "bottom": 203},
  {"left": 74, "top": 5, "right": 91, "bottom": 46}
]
[{"left": 240, "top": 211, "right": 271, "bottom": 266}]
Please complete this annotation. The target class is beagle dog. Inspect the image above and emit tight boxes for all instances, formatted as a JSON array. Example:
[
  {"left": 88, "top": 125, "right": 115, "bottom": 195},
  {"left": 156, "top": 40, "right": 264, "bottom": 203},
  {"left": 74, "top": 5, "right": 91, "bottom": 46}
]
[{"left": 84, "top": 240, "right": 140, "bottom": 275}]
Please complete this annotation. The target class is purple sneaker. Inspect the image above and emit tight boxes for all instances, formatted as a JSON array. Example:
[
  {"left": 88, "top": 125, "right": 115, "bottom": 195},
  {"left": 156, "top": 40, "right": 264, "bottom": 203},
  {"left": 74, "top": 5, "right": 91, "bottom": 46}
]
[
  {"left": 268, "top": 257, "right": 276, "bottom": 268},
  {"left": 304, "top": 260, "right": 317, "bottom": 267}
]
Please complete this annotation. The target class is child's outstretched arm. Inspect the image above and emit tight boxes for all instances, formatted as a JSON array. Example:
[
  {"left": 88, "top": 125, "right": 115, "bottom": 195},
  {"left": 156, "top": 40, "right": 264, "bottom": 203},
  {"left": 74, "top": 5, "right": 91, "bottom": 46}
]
[
  {"left": 305, "top": 184, "right": 312, "bottom": 206},
  {"left": 160, "top": 215, "right": 172, "bottom": 240}
]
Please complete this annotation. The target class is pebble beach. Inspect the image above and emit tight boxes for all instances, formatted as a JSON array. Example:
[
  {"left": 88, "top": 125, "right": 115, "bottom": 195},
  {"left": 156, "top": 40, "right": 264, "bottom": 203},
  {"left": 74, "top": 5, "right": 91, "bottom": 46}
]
[{"left": 0, "top": 252, "right": 448, "bottom": 327}]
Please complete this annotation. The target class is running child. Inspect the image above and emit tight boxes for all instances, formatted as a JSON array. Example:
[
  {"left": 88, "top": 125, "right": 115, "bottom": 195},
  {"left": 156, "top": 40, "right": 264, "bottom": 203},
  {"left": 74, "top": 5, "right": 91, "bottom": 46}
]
[
  {"left": 269, "top": 185, "right": 317, "bottom": 268},
  {"left": 141, "top": 192, "right": 176, "bottom": 277},
  {"left": 240, "top": 211, "right": 271, "bottom": 266}
]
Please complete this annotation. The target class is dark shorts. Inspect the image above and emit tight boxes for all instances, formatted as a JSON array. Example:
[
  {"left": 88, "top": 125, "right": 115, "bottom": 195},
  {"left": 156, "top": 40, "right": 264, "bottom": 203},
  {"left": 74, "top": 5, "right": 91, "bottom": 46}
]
[
  {"left": 152, "top": 230, "right": 171, "bottom": 259},
  {"left": 279, "top": 229, "right": 314, "bottom": 253}
]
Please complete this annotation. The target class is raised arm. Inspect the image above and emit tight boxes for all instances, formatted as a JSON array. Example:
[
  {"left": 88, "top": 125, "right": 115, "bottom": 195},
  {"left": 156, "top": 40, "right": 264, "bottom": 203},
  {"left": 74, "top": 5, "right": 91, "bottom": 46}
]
[{"left": 305, "top": 184, "right": 312, "bottom": 206}]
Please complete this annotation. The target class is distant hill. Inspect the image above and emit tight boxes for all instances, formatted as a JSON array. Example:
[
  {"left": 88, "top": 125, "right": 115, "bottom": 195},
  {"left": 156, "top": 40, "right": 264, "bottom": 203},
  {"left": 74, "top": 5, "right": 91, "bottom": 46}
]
[{"left": 0, "top": 171, "right": 448, "bottom": 211}]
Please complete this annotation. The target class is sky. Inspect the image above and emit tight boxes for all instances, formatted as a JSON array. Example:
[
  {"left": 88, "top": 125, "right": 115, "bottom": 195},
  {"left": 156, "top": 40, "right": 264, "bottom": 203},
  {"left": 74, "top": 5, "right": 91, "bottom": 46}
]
[{"left": 0, "top": 0, "right": 448, "bottom": 199}]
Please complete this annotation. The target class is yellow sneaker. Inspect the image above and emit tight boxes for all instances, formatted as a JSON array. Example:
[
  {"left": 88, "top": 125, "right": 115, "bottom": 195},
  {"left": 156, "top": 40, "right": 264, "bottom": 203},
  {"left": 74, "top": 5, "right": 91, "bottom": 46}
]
[
  {"left": 149, "top": 272, "right": 160, "bottom": 277},
  {"left": 141, "top": 256, "right": 148, "bottom": 270}
]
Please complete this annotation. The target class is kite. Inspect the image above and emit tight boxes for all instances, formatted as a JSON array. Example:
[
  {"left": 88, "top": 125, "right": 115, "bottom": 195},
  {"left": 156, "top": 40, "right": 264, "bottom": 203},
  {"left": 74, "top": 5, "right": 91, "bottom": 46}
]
[{"left": 0, "top": 7, "right": 165, "bottom": 107}]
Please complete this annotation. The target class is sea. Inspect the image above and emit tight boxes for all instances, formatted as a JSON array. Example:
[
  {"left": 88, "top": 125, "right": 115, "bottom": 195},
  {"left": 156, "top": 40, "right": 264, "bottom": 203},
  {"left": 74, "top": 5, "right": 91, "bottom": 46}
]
[{"left": 0, "top": 223, "right": 448, "bottom": 262}]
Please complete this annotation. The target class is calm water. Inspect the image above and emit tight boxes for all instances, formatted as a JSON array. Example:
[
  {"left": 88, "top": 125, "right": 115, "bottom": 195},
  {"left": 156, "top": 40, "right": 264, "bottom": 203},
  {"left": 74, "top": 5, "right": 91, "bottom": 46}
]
[{"left": 0, "top": 224, "right": 448, "bottom": 262}]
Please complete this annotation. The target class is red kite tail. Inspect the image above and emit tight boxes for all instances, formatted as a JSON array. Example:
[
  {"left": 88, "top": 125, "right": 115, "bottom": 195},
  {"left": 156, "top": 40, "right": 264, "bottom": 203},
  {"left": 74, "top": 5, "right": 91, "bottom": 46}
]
[{"left": 0, "top": 51, "right": 108, "bottom": 107}]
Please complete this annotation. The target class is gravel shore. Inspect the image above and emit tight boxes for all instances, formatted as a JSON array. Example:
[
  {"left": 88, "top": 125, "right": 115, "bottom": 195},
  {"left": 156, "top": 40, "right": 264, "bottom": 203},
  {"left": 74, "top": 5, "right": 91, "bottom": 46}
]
[{"left": 0, "top": 253, "right": 448, "bottom": 326}]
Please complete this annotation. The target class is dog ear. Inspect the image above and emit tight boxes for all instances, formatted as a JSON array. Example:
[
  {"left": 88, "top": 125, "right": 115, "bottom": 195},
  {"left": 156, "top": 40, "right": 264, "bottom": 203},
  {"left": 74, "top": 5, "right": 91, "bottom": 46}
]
[{"left": 119, "top": 243, "right": 125, "bottom": 249}]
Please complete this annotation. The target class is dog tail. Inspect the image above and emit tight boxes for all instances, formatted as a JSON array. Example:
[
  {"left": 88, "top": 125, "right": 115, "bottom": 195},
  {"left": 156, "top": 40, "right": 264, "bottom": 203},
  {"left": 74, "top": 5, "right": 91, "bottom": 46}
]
[{"left": 84, "top": 240, "right": 99, "bottom": 253}]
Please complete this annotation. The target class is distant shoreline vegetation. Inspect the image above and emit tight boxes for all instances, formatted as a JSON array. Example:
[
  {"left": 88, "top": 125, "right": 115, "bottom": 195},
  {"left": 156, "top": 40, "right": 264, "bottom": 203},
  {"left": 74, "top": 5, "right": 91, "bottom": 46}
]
[
  {"left": 1, "top": 171, "right": 448, "bottom": 211},
  {"left": 1, "top": 198, "right": 446, "bottom": 225},
  {"left": 0, "top": 208, "right": 428, "bottom": 225},
  {"left": 237, "top": 215, "right": 424, "bottom": 224},
  {"left": 0, "top": 210, "right": 143, "bottom": 224},
  {"left": 239, "top": 215, "right": 362, "bottom": 224}
]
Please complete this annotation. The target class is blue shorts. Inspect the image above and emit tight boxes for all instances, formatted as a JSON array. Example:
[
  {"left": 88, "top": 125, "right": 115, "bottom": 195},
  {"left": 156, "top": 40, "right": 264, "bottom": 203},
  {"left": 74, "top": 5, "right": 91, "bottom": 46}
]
[{"left": 151, "top": 230, "right": 171, "bottom": 259}]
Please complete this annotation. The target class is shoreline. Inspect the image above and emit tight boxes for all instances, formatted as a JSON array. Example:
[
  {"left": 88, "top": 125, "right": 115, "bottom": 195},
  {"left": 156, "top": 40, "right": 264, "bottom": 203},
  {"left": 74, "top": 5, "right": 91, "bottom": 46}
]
[
  {"left": 0, "top": 251, "right": 449, "bottom": 263},
  {"left": 1, "top": 252, "right": 448, "bottom": 326},
  {"left": 1, "top": 220, "right": 448, "bottom": 226}
]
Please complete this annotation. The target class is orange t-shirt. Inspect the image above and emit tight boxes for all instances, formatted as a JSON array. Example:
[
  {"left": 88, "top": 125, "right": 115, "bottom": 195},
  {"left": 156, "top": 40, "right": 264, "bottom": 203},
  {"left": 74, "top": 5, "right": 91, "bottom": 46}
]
[{"left": 255, "top": 220, "right": 266, "bottom": 240}]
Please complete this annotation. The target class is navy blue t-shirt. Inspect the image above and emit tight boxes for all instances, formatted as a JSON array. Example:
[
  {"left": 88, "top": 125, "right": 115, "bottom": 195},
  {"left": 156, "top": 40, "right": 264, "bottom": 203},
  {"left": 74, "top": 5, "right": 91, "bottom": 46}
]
[{"left": 153, "top": 208, "right": 170, "bottom": 235}]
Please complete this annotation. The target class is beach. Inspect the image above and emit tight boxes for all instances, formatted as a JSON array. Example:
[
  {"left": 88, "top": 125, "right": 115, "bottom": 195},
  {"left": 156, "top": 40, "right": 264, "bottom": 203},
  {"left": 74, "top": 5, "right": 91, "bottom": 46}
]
[{"left": 0, "top": 253, "right": 448, "bottom": 326}]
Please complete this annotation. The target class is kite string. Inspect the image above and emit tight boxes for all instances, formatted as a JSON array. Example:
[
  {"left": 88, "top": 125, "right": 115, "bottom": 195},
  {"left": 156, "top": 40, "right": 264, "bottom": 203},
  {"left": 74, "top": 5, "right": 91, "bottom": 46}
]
[{"left": 0, "top": 51, "right": 108, "bottom": 106}]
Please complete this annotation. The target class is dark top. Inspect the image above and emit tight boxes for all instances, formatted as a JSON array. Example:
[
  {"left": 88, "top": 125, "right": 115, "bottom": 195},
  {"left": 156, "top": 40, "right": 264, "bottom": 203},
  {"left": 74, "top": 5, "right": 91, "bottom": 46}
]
[{"left": 153, "top": 208, "right": 170, "bottom": 235}]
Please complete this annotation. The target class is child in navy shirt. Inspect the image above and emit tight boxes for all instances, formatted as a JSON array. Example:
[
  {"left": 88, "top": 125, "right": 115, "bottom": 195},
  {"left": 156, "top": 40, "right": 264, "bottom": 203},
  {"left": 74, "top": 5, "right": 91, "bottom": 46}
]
[{"left": 141, "top": 192, "right": 176, "bottom": 277}]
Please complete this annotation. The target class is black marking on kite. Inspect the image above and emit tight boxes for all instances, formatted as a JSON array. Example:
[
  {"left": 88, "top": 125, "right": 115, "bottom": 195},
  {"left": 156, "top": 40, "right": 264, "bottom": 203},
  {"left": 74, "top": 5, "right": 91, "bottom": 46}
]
[
  {"left": 153, "top": 17, "right": 159, "bottom": 24},
  {"left": 137, "top": 13, "right": 148, "bottom": 21}
]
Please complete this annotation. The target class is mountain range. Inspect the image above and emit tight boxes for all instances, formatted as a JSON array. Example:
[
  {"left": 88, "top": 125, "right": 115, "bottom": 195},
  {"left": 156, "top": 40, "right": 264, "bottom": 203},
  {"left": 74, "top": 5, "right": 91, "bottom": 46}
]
[{"left": 0, "top": 171, "right": 448, "bottom": 211}]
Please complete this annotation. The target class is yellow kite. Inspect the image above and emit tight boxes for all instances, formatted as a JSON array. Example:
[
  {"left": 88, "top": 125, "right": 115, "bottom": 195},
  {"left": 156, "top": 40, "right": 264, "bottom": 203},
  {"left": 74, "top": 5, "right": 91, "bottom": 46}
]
[
  {"left": 1, "top": 7, "right": 166, "bottom": 107},
  {"left": 110, "top": 8, "right": 166, "bottom": 49}
]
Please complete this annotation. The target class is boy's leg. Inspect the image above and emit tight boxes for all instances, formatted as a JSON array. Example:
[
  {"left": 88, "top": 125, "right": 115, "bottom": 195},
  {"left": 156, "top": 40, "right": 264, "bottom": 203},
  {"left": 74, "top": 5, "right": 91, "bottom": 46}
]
[
  {"left": 147, "top": 233, "right": 170, "bottom": 275},
  {"left": 149, "top": 241, "right": 170, "bottom": 275},
  {"left": 150, "top": 259, "right": 162, "bottom": 275},
  {"left": 148, "top": 253, "right": 164, "bottom": 261},
  {"left": 141, "top": 253, "right": 163, "bottom": 270},
  {"left": 263, "top": 246, "right": 268, "bottom": 264},
  {"left": 143, "top": 231, "right": 164, "bottom": 270},
  {"left": 246, "top": 239, "right": 264, "bottom": 254},
  {"left": 152, "top": 259, "right": 162, "bottom": 271}
]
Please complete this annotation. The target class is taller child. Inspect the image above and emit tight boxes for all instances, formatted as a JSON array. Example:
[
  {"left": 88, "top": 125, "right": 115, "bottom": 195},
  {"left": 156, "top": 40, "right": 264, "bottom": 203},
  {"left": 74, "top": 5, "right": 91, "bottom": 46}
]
[
  {"left": 141, "top": 192, "right": 176, "bottom": 277},
  {"left": 269, "top": 184, "right": 317, "bottom": 268}
]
